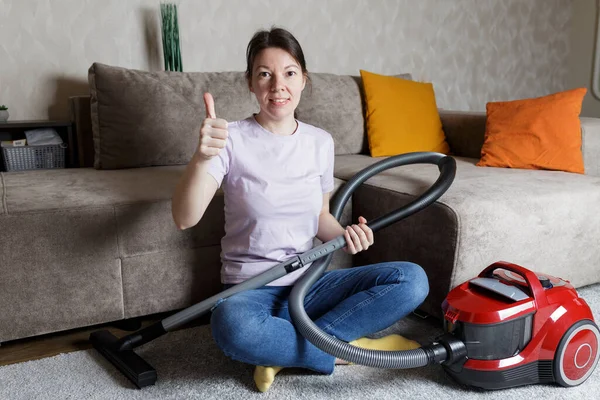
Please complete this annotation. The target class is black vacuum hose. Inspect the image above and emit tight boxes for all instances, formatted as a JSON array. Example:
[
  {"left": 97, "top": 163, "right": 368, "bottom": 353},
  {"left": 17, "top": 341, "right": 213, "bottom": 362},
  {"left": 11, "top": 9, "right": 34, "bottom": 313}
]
[{"left": 289, "top": 152, "right": 462, "bottom": 368}]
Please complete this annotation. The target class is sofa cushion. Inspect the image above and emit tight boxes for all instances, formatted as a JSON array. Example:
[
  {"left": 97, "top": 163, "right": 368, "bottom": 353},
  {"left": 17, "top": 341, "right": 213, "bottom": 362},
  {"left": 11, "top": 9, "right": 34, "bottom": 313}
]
[
  {"left": 89, "top": 63, "right": 260, "bottom": 169},
  {"left": 1, "top": 166, "right": 354, "bottom": 253},
  {"left": 1, "top": 166, "right": 227, "bottom": 254},
  {"left": 334, "top": 154, "right": 600, "bottom": 292},
  {"left": 2, "top": 166, "right": 185, "bottom": 213}
]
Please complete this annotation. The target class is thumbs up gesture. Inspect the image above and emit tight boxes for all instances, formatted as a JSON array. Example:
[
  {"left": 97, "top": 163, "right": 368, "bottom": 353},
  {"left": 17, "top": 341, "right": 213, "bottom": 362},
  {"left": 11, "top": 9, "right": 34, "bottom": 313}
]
[{"left": 198, "top": 93, "right": 228, "bottom": 160}]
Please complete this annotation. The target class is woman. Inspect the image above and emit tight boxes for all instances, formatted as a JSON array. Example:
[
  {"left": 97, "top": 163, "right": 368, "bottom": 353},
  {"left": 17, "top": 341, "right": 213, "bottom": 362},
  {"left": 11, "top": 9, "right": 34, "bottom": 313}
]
[{"left": 171, "top": 27, "right": 429, "bottom": 392}]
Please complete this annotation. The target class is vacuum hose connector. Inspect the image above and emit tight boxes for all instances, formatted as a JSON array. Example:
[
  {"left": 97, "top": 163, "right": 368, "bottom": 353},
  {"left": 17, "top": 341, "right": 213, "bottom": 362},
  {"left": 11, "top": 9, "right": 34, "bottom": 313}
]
[{"left": 289, "top": 152, "right": 459, "bottom": 368}]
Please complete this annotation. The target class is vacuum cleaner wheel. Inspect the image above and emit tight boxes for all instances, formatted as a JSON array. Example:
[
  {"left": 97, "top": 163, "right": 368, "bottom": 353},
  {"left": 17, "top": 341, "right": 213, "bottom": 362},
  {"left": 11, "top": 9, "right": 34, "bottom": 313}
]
[{"left": 553, "top": 319, "right": 600, "bottom": 387}]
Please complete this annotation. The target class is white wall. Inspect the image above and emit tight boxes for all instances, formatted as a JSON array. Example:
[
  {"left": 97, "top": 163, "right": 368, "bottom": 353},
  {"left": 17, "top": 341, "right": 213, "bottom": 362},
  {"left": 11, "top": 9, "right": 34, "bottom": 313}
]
[{"left": 1, "top": 0, "right": 573, "bottom": 120}]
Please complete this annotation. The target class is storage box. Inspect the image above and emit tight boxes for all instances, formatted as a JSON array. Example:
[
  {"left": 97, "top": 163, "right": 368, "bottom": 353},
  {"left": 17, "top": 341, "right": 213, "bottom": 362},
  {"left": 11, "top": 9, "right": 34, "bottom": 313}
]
[{"left": 1, "top": 144, "right": 67, "bottom": 171}]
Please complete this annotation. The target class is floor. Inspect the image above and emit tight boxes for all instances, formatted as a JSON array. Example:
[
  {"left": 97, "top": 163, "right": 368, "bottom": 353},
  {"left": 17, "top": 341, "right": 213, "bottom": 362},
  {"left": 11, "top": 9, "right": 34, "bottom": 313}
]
[{"left": 0, "top": 312, "right": 211, "bottom": 367}]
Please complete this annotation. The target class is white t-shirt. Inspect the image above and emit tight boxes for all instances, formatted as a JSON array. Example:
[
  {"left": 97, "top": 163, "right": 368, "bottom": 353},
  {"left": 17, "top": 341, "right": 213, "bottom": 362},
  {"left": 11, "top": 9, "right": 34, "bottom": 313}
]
[{"left": 207, "top": 115, "right": 335, "bottom": 286}]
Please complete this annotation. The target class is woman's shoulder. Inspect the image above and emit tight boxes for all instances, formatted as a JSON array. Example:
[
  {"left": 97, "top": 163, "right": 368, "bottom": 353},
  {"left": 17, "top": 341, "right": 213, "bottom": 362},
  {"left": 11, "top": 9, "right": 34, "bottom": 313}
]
[
  {"left": 224, "top": 117, "right": 256, "bottom": 141},
  {"left": 226, "top": 117, "right": 252, "bottom": 131},
  {"left": 298, "top": 120, "right": 333, "bottom": 143}
]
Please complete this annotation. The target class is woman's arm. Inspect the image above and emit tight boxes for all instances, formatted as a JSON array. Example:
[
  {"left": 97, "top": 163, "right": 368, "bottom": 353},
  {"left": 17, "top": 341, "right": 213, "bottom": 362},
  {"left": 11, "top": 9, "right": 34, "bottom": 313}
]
[
  {"left": 171, "top": 153, "right": 219, "bottom": 230},
  {"left": 172, "top": 92, "right": 227, "bottom": 230},
  {"left": 316, "top": 192, "right": 374, "bottom": 254}
]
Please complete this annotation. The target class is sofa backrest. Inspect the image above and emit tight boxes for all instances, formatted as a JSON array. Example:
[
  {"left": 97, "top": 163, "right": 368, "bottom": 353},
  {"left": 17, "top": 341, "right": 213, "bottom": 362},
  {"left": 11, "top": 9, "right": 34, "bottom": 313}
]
[{"left": 72, "top": 63, "right": 411, "bottom": 169}]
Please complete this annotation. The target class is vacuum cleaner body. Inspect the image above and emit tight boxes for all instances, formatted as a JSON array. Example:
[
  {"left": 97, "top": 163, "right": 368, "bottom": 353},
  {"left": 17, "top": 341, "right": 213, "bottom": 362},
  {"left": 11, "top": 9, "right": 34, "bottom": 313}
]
[{"left": 442, "top": 261, "right": 600, "bottom": 390}]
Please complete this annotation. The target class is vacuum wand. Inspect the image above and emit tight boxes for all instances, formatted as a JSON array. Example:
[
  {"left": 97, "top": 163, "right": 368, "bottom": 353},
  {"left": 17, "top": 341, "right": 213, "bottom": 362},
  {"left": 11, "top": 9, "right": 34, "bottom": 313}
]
[{"left": 111, "top": 235, "right": 348, "bottom": 352}]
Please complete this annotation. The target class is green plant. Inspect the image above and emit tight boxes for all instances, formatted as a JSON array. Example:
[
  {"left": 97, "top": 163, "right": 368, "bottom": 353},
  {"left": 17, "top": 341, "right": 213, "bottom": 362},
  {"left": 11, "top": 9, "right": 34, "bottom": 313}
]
[
  {"left": 160, "top": 3, "right": 183, "bottom": 72},
  {"left": 0, "top": 105, "right": 7, "bottom": 110}
]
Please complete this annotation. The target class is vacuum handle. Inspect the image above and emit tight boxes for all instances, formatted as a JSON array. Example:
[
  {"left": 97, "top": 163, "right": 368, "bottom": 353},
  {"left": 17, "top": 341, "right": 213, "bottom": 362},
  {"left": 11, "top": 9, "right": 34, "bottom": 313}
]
[
  {"left": 337, "top": 154, "right": 456, "bottom": 234},
  {"left": 479, "top": 261, "right": 547, "bottom": 305},
  {"left": 299, "top": 236, "right": 347, "bottom": 265}
]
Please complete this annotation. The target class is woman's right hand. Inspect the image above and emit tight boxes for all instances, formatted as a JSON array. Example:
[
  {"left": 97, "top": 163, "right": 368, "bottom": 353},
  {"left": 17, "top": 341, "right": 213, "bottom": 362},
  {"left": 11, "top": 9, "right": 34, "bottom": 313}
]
[{"left": 197, "top": 93, "right": 228, "bottom": 160}]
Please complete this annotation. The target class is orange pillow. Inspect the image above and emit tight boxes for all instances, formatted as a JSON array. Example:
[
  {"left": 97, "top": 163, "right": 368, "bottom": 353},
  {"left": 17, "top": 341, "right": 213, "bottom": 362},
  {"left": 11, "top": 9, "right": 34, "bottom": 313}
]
[
  {"left": 477, "top": 88, "right": 586, "bottom": 173},
  {"left": 360, "top": 70, "right": 450, "bottom": 157}
]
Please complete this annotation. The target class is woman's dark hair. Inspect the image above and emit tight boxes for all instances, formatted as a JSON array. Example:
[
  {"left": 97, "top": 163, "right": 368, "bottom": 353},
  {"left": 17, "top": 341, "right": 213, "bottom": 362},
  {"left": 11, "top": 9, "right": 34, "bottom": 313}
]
[{"left": 245, "top": 27, "right": 309, "bottom": 83}]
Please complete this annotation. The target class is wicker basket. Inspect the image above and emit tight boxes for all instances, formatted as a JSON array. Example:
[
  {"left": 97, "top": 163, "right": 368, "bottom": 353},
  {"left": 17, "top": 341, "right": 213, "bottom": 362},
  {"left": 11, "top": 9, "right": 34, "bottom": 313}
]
[{"left": 2, "top": 144, "right": 67, "bottom": 171}]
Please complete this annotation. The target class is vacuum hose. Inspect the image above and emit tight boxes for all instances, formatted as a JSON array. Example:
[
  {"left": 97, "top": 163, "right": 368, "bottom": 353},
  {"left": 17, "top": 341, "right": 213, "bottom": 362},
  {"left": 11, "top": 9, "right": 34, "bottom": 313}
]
[{"left": 289, "top": 152, "right": 466, "bottom": 368}]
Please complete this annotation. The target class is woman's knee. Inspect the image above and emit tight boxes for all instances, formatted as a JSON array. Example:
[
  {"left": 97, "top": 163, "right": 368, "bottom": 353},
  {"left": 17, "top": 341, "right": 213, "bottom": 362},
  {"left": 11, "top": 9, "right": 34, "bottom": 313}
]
[
  {"left": 379, "top": 262, "right": 429, "bottom": 305},
  {"left": 210, "top": 296, "right": 266, "bottom": 351},
  {"left": 399, "top": 262, "right": 430, "bottom": 304}
]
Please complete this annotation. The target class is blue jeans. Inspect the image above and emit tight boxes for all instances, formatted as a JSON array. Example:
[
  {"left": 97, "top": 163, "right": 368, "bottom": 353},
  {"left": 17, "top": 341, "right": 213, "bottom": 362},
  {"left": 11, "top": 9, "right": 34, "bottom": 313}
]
[{"left": 210, "top": 261, "right": 429, "bottom": 374}]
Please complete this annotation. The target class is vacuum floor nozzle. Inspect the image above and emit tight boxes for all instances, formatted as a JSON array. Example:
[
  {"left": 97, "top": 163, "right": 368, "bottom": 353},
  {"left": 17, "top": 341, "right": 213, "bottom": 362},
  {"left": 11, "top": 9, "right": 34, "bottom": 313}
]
[{"left": 89, "top": 330, "right": 157, "bottom": 389}]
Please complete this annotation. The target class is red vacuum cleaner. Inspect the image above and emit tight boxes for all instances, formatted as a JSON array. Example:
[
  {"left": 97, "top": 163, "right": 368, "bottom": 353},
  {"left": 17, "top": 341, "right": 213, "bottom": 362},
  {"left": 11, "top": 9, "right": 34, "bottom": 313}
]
[
  {"left": 287, "top": 153, "right": 599, "bottom": 390},
  {"left": 442, "top": 261, "right": 600, "bottom": 389}
]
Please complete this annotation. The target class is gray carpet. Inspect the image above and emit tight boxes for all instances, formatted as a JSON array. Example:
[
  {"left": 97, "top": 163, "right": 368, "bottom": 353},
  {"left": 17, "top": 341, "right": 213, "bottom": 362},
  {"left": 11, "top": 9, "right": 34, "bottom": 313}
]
[{"left": 1, "top": 284, "right": 599, "bottom": 400}]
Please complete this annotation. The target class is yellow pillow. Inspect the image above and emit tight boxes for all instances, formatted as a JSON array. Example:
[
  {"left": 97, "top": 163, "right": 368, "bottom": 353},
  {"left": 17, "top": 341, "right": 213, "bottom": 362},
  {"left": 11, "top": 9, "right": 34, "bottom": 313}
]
[{"left": 360, "top": 70, "right": 450, "bottom": 157}]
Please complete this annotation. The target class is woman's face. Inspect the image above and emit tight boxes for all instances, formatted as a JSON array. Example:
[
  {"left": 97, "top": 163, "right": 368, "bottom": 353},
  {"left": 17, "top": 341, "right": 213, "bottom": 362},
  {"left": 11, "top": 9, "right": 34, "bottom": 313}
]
[{"left": 249, "top": 47, "right": 306, "bottom": 123}]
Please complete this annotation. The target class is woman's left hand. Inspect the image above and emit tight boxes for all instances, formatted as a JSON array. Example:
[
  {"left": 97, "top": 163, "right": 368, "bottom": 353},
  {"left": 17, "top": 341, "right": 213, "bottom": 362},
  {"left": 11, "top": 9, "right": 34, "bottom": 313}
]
[{"left": 343, "top": 216, "right": 374, "bottom": 254}]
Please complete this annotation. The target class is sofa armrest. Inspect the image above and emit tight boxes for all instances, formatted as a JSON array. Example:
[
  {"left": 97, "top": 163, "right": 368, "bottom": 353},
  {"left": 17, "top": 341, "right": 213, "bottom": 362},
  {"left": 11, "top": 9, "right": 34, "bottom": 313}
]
[
  {"left": 439, "top": 110, "right": 486, "bottom": 158},
  {"left": 582, "top": 117, "right": 600, "bottom": 176}
]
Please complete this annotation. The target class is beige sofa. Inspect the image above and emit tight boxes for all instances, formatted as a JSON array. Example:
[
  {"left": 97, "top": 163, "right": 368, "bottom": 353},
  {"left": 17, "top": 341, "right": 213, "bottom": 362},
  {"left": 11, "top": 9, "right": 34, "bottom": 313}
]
[{"left": 1, "top": 62, "right": 600, "bottom": 344}]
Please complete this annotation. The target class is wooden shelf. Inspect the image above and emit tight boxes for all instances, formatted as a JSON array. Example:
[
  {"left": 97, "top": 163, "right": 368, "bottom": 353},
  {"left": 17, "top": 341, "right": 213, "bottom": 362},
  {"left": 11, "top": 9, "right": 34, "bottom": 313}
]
[
  {"left": 0, "top": 120, "right": 71, "bottom": 128},
  {"left": 0, "top": 120, "right": 77, "bottom": 169}
]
